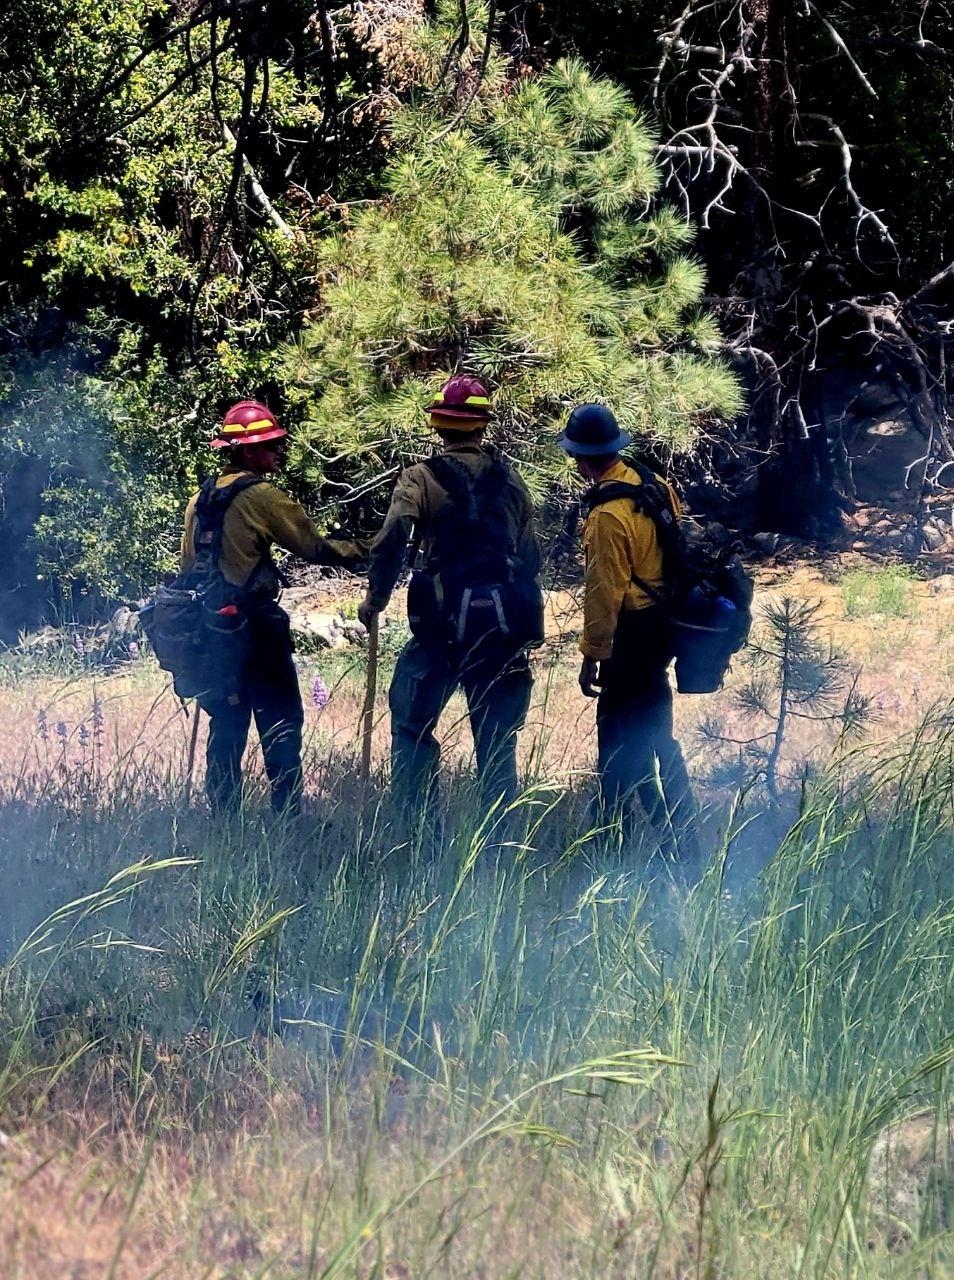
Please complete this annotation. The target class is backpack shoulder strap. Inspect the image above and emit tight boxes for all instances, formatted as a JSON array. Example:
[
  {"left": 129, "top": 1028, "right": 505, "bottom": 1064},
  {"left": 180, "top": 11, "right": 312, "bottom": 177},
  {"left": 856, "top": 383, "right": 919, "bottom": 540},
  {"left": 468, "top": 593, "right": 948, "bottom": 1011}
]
[
  {"left": 475, "top": 455, "right": 511, "bottom": 495},
  {"left": 424, "top": 455, "right": 476, "bottom": 517},
  {"left": 630, "top": 461, "right": 679, "bottom": 518},
  {"left": 196, "top": 473, "right": 266, "bottom": 517},
  {"left": 629, "top": 460, "right": 659, "bottom": 488},
  {"left": 424, "top": 455, "right": 512, "bottom": 530},
  {"left": 422, "top": 454, "right": 517, "bottom": 573},
  {"left": 192, "top": 475, "right": 267, "bottom": 573},
  {"left": 583, "top": 481, "right": 647, "bottom": 514},
  {"left": 583, "top": 468, "right": 683, "bottom": 607},
  {"left": 585, "top": 468, "right": 679, "bottom": 530}
]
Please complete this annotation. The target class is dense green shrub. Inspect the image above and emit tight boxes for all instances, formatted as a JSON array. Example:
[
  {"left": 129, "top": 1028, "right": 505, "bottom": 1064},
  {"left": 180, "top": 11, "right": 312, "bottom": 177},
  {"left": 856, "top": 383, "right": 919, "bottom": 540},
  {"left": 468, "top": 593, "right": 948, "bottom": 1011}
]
[{"left": 0, "top": 0, "right": 365, "bottom": 614}]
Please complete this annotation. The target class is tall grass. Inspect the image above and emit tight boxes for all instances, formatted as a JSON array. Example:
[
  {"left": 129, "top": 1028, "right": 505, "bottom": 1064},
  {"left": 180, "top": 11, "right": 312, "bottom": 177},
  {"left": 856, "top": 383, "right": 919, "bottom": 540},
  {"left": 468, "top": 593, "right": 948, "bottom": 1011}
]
[{"left": 0, "top": 690, "right": 952, "bottom": 1276}]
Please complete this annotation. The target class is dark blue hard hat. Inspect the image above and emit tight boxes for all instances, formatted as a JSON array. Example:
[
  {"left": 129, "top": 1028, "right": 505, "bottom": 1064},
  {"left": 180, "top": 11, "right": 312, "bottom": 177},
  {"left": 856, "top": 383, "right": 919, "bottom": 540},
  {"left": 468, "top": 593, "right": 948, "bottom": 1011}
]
[{"left": 556, "top": 403, "right": 632, "bottom": 456}]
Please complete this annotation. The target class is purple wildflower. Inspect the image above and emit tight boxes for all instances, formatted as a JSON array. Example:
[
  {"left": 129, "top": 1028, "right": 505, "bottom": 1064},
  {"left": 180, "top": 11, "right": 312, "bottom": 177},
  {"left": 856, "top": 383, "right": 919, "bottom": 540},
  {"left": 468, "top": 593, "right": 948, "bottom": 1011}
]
[
  {"left": 92, "top": 697, "right": 104, "bottom": 742},
  {"left": 73, "top": 634, "right": 85, "bottom": 659},
  {"left": 875, "top": 691, "right": 886, "bottom": 713},
  {"left": 37, "top": 709, "right": 49, "bottom": 742},
  {"left": 55, "top": 722, "right": 68, "bottom": 743},
  {"left": 128, "top": 640, "right": 140, "bottom": 659},
  {"left": 78, "top": 723, "right": 90, "bottom": 748},
  {"left": 311, "top": 675, "right": 329, "bottom": 710}
]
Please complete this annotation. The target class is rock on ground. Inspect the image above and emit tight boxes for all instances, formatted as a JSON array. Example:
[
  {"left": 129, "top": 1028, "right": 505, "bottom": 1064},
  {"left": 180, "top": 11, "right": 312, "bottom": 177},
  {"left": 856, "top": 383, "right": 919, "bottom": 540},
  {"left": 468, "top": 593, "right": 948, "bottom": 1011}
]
[{"left": 867, "top": 1112, "right": 954, "bottom": 1250}]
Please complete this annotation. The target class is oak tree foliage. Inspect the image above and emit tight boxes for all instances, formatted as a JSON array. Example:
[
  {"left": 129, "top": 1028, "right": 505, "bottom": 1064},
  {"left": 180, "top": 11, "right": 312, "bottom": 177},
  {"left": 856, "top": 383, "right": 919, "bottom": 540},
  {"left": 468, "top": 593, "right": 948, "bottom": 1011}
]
[{"left": 0, "top": 0, "right": 375, "bottom": 615}]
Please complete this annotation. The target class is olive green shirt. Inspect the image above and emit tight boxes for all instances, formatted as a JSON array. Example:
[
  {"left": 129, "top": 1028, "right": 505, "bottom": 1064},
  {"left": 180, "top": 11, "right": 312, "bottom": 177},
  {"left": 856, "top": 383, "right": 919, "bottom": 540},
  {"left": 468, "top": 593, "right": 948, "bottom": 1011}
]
[
  {"left": 180, "top": 466, "right": 363, "bottom": 595},
  {"left": 366, "top": 442, "right": 541, "bottom": 610}
]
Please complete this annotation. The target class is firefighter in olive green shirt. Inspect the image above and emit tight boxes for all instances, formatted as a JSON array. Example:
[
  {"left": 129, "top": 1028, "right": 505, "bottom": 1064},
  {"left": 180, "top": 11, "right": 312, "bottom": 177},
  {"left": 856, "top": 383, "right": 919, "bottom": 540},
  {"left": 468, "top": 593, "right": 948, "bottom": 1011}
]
[
  {"left": 181, "top": 400, "right": 364, "bottom": 815},
  {"left": 358, "top": 376, "right": 543, "bottom": 814}
]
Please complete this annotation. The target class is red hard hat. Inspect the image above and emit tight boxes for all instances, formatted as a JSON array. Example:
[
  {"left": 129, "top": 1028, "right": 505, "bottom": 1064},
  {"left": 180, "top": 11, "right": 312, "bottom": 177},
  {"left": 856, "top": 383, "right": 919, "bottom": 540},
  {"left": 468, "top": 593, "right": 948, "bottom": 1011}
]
[
  {"left": 426, "top": 375, "right": 492, "bottom": 422},
  {"left": 211, "top": 400, "right": 287, "bottom": 449}
]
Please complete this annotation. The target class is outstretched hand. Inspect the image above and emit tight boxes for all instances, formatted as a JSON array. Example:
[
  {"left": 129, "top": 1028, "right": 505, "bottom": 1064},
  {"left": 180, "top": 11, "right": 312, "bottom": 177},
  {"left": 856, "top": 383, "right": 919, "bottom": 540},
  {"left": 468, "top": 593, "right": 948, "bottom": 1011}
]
[{"left": 579, "top": 656, "right": 602, "bottom": 699}]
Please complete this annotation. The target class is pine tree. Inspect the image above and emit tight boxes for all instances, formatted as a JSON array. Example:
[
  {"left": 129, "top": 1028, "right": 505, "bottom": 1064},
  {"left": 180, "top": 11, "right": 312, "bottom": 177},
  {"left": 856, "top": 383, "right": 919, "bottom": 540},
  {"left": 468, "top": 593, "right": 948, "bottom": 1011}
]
[
  {"left": 284, "top": 34, "right": 742, "bottom": 510},
  {"left": 703, "top": 598, "right": 869, "bottom": 802}
]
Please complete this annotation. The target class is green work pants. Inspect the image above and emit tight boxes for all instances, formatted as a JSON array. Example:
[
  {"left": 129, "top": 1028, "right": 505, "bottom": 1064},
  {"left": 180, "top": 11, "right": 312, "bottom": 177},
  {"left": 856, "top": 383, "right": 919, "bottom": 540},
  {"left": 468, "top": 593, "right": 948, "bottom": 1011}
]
[{"left": 389, "top": 637, "right": 532, "bottom": 813}]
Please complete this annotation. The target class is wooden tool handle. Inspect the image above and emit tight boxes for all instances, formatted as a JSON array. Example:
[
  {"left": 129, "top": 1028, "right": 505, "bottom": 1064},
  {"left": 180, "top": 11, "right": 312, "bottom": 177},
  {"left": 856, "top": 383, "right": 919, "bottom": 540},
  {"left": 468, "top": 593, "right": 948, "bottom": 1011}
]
[{"left": 360, "top": 614, "right": 379, "bottom": 784}]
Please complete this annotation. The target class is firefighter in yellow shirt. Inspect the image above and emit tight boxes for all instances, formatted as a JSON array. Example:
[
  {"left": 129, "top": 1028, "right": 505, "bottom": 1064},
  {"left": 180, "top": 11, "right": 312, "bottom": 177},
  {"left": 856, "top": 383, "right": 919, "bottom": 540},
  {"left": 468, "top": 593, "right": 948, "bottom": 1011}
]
[
  {"left": 557, "top": 404, "right": 699, "bottom": 866},
  {"left": 180, "top": 401, "right": 363, "bottom": 815}
]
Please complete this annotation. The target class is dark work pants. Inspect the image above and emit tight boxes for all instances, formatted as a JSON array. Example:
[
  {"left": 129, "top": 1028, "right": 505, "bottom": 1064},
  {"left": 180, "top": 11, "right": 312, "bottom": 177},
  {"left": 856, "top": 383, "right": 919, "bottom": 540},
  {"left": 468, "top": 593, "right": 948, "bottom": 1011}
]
[
  {"left": 200, "top": 605, "right": 304, "bottom": 815},
  {"left": 596, "top": 609, "right": 699, "bottom": 859},
  {"left": 389, "top": 637, "right": 532, "bottom": 813}
]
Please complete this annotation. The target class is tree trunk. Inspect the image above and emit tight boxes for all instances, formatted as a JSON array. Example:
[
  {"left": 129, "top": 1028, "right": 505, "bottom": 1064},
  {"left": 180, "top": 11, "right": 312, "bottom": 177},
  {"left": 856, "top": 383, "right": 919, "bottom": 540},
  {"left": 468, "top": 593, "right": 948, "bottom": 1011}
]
[{"left": 723, "top": 1, "right": 840, "bottom": 535}]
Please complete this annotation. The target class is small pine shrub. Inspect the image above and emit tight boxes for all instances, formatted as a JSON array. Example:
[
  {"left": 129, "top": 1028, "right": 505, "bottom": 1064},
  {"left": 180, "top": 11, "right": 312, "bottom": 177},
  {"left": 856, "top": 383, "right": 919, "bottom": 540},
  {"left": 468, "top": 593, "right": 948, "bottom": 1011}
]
[{"left": 702, "top": 597, "right": 869, "bottom": 801}]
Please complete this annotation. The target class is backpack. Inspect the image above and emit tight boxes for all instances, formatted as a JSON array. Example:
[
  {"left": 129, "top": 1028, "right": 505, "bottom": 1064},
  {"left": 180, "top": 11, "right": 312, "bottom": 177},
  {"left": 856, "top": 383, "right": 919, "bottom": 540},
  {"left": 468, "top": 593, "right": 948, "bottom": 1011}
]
[
  {"left": 139, "top": 475, "right": 267, "bottom": 701},
  {"left": 406, "top": 454, "right": 544, "bottom": 656},
  {"left": 583, "top": 462, "right": 754, "bottom": 693}
]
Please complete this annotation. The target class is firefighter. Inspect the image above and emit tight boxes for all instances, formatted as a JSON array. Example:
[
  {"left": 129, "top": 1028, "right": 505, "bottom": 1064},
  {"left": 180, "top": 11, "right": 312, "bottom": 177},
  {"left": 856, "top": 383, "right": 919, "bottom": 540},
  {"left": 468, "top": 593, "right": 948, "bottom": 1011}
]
[
  {"left": 357, "top": 377, "right": 543, "bottom": 814},
  {"left": 557, "top": 403, "right": 700, "bottom": 863},
  {"left": 180, "top": 400, "right": 363, "bottom": 815}
]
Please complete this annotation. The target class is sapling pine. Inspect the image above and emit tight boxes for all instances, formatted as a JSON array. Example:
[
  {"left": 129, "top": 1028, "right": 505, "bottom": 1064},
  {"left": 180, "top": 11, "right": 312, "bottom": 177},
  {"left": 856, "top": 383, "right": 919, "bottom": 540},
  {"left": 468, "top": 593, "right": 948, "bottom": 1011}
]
[{"left": 703, "top": 597, "right": 870, "bottom": 801}]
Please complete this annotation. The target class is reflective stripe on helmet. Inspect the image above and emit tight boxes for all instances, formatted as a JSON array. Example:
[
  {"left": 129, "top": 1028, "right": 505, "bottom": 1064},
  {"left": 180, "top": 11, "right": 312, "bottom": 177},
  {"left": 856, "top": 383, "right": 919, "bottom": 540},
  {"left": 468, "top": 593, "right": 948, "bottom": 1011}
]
[
  {"left": 210, "top": 424, "right": 288, "bottom": 449},
  {"left": 433, "top": 393, "right": 490, "bottom": 408},
  {"left": 219, "top": 418, "right": 276, "bottom": 435}
]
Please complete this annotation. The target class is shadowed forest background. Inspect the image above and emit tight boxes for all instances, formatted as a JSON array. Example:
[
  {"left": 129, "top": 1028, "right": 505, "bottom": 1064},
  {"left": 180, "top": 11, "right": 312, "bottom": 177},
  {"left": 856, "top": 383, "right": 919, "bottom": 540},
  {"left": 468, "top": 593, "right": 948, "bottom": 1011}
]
[{"left": 1, "top": 4, "right": 953, "bottom": 1278}]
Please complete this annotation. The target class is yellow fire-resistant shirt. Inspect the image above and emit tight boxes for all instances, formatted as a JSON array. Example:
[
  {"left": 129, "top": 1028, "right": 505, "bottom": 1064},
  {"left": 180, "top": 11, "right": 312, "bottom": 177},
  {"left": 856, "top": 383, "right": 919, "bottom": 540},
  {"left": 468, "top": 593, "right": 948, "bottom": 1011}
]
[
  {"left": 180, "top": 466, "right": 364, "bottom": 595},
  {"left": 580, "top": 459, "right": 682, "bottom": 661}
]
